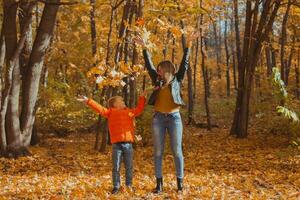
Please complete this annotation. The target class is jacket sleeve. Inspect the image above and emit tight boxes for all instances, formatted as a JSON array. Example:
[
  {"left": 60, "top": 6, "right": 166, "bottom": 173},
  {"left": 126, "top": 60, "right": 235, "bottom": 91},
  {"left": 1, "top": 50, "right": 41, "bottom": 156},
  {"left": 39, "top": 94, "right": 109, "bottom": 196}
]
[
  {"left": 176, "top": 47, "right": 191, "bottom": 82},
  {"left": 143, "top": 49, "right": 158, "bottom": 83},
  {"left": 86, "top": 99, "right": 110, "bottom": 118},
  {"left": 131, "top": 96, "right": 146, "bottom": 117}
]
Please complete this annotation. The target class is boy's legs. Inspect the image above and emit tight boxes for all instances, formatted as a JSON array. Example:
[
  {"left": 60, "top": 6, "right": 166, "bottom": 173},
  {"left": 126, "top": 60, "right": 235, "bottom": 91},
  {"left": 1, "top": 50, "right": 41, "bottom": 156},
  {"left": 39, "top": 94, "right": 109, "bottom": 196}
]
[
  {"left": 122, "top": 143, "right": 133, "bottom": 186},
  {"left": 112, "top": 143, "right": 123, "bottom": 189},
  {"left": 167, "top": 112, "right": 184, "bottom": 179}
]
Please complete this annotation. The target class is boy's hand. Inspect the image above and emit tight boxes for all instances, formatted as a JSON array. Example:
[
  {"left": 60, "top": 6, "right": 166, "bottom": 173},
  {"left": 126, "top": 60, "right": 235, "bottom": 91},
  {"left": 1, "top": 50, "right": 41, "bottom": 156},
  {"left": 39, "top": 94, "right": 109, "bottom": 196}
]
[
  {"left": 76, "top": 95, "right": 88, "bottom": 103},
  {"left": 141, "top": 90, "right": 148, "bottom": 97}
]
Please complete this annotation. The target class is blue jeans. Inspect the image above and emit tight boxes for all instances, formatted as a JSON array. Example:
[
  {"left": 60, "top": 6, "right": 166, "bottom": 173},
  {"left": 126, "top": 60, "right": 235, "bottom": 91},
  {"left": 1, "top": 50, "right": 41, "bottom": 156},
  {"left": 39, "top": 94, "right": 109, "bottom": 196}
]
[
  {"left": 152, "top": 111, "right": 184, "bottom": 179},
  {"left": 112, "top": 142, "right": 133, "bottom": 188}
]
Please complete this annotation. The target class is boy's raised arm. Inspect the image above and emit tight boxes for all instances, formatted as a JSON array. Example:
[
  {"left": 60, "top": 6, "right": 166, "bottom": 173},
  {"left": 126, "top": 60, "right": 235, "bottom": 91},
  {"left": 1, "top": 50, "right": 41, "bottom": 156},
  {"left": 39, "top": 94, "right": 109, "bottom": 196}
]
[
  {"left": 132, "top": 95, "right": 146, "bottom": 117},
  {"left": 86, "top": 99, "right": 110, "bottom": 118}
]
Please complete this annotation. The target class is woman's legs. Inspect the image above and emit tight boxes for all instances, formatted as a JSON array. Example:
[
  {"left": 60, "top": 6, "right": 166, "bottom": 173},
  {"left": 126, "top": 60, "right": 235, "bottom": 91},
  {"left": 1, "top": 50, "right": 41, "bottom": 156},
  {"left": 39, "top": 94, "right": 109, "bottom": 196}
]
[
  {"left": 152, "top": 113, "right": 166, "bottom": 179},
  {"left": 167, "top": 112, "right": 184, "bottom": 179}
]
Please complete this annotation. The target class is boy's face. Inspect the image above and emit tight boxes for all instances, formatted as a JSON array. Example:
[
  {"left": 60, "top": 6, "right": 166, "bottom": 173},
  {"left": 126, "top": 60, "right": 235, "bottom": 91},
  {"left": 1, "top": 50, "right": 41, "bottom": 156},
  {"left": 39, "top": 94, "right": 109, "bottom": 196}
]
[{"left": 113, "top": 97, "right": 126, "bottom": 109}]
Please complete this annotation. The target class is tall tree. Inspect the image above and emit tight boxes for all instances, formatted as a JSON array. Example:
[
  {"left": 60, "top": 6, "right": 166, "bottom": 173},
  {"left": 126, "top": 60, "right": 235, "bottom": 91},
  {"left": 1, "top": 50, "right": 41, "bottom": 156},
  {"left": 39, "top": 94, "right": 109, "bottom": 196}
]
[{"left": 230, "top": 0, "right": 281, "bottom": 138}]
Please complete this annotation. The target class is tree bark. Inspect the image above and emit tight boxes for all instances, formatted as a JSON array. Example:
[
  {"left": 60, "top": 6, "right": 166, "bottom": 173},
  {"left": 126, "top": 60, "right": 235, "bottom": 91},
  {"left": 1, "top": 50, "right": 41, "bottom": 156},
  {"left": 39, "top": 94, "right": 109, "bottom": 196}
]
[
  {"left": 20, "top": 1, "right": 60, "bottom": 146},
  {"left": 212, "top": 21, "right": 221, "bottom": 79},
  {"left": 296, "top": 49, "right": 300, "bottom": 99},
  {"left": 90, "top": 0, "right": 97, "bottom": 64},
  {"left": 0, "top": 23, "right": 5, "bottom": 104},
  {"left": 224, "top": 19, "right": 230, "bottom": 97},
  {"left": 1, "top": 1, "right": 36, "bottom": 155},
  {"left": 199, "top": 0, "right": 211, "bottom": 130},
  {"left": 231, "top": 0, "right": 281, "bottom": 138},
  {"left": 280, "top": 0, "right": 292, "bottom": 84}
]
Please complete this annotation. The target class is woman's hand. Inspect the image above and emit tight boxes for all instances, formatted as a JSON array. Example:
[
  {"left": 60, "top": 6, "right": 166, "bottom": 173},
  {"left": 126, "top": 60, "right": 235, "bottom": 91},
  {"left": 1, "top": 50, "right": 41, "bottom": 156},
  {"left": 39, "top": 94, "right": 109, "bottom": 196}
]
[
  {"left": 186, "top": 31, "right": 199, "bottom": 48},
  {"left": 76, "top": 95, "right": 88, "bottom": 103},
  {"left": 133, "top": 35, "right": 146, "bottom": 48}
]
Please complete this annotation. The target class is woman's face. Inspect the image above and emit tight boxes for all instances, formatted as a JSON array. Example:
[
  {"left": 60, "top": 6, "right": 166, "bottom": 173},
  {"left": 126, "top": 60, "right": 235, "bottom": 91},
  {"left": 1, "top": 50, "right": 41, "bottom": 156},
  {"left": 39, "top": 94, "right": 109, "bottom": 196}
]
[{"left": 158, "top": 66, "right": 174, "bottom": 83}]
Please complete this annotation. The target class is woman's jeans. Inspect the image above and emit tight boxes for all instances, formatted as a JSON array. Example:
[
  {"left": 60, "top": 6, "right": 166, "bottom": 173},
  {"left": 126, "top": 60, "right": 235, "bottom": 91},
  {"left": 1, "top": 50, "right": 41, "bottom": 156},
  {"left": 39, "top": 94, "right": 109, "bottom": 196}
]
[
  {"left": 112, "top": 142, "right": 133, "bottom": 189},
  {"left": 152, "top": 111, "right": 184, "bottom": 179}
]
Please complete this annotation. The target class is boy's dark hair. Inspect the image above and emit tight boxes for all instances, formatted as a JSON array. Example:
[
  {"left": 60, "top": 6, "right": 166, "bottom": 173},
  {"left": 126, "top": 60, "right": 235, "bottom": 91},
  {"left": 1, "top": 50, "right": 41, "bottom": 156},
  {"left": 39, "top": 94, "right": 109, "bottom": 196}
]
[
  {"left": 157, "top": 60, "right": 176, "bottom": 75},
  {"left": 107, "top": 96, "right": 123, "bottom": 108}
]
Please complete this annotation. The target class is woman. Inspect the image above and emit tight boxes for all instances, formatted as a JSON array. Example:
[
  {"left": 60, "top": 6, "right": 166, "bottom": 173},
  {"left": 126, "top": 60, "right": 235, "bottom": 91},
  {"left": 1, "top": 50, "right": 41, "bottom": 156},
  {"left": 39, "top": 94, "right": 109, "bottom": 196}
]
[{"left": 138, "top": 37, "right": 190, "bottom": 193}]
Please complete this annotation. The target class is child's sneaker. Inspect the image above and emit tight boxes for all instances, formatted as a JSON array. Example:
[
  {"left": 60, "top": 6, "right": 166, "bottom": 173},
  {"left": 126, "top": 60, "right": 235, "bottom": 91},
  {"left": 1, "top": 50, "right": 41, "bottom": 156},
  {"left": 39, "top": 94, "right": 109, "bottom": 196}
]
[{"left": 111, "top": 187, "right": 119, "bottom": 194}]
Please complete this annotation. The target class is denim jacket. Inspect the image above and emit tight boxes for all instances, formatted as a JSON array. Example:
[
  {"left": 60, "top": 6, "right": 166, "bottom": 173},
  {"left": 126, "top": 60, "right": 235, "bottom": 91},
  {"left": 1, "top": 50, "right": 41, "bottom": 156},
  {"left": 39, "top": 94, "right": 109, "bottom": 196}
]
[{"left": 142, "top": 48, "right": 190, "bottom": 106}]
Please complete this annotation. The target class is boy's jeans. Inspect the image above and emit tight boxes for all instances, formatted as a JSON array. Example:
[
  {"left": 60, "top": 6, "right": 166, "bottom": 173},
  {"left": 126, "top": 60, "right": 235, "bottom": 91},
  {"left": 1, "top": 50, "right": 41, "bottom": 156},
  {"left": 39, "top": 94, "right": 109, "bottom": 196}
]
[
  {"left": 112, "top": 142, "right": 133, "bottom": 189},
  {"left": 152, "top": 111, "right": 184, "bottom": 179}
]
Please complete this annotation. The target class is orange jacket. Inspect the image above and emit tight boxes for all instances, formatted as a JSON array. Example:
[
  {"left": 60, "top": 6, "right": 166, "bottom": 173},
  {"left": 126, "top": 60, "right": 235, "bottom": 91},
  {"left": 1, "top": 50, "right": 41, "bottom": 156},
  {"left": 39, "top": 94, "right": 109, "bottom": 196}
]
[{"left": 86, "top": 96, "right": 146, "bottom": 143}]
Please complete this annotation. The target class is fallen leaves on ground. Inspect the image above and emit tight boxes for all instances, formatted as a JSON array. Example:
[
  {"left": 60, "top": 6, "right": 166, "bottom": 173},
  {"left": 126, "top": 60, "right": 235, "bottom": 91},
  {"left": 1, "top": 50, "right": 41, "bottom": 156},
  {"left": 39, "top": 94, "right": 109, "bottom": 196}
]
[{"left": 0, "top": 127, "right": 299, "bottom": 199}]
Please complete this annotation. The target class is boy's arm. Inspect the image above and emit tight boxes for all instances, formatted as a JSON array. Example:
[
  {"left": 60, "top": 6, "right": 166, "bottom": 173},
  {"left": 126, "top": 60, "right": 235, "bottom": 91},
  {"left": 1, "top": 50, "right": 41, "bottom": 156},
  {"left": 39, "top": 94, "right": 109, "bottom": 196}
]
[
  {"left": 131, "top": 96, "right": 146, "bottom": 117},
  {"left": 142, "top": 49, "right": 158, "bottom": 83},
  {"left": 86, "top": 99, "right": 110, "bottom": 118},
  {"left": 176, "top": 47, "right": 191, "bottom": 82}
]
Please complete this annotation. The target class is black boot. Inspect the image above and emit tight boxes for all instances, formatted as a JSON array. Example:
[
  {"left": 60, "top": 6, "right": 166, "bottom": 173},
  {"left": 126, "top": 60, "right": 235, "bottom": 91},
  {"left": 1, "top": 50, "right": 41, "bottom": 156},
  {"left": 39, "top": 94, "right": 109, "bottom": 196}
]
[
  {"left": 153, "top": 177, "right": 163, "bottom": 193},
  {"left": 177, "top": 178, "right": 183, "bottom": 192}
]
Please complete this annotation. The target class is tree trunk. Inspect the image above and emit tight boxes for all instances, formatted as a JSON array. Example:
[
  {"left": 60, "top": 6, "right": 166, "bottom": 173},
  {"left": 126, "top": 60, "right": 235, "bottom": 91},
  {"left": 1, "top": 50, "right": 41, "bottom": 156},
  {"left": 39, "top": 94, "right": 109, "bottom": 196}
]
[
  {"left": 0, "top": 23, "right": 5, "bottom": 102},
  {"left": 229, "top": 18, "right": 237, "bottom": 90},
  {"left": 187, "top": 46, "right": 194, "bottom": 124},
  {"left": 265, "top": 32, "right": 273, "bottom": 76},
  {"left": 285, "top": 36, "right": 295, "bottom": 85},
  {"left": 193, "top": 37, "right": 199, "bottom": 100},
  {"left": 20, "top": 1, "right": 60, "bottom": 147},
  {"left": 1, "top": 1, "right": 36, "bottom": 156},
  {"left": 106, "top": 4, "right": 116, "bottom": 65},
  {"left": 90, "top": 0, "right": 97, "bottom": 64},
  {"left": 231, "top": 0, "right": 281, "bottom": 138},
  {"left": 114, "top": 0, "right": 132, "bottom": 64},
  {"left": 233, "top": 0, "right": 241, "bottom": 64},
  {"left": 3, "top": 0, "right": 22, "bottom": 154},
  {"left": 212, "top": 21, "right": 221, "bottom": 79},
  {"left": 295, "top": 49, "right": 300, "bottom": 99},
  {"left": 280, "top": 0, "right": 292, "bottom": 84},
  {"left": 224, "top": 19, "right": 230, "bottom": 97},
  {"left": 94, "top": 87, "right": 107, "bottom": 150},
  {"left": 199, "top": 0, "right": 211, "bottom": 130},
  {"left": 19, "top": 1, "right": 33, "bottom": 76}
]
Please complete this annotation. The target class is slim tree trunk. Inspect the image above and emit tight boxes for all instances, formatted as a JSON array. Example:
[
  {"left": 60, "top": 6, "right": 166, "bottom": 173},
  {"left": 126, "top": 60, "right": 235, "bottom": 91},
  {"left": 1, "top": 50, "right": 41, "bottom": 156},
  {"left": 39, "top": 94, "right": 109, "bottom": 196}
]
[
  {"left": 285, "top": 36, "right": 295, "bottom": 85},
  {"left": 193, "top": 36, "right": 199, "bottom": 100},
  {"left": 229, "top": 18, "right": 237, "bottom": 90},
  {"left": 265, "top": 32, "right": 273, "bottom": 76},
  {"left": 0, "top": 24, "right": 5, "bottom": 100},
  {"left": 295, "top": 49, "right": 300, "bottom": 99},
  {"left": 199, "top": 0, "right": 211, "bottom": 130},
  {"left": 212, "top": 21, "right": 221, "bottom": 79},
  {"left": 90, "top": 0, "right": 97, "bottom": 64},
  {"left": 106, "top": 4, "right": 116, "bottom": 65},
  {"left": 280, "top": 0, "right": 292, "bottom": 84},
  {"left": 224, "top": 19, "right": 230, "bottom": 97}
]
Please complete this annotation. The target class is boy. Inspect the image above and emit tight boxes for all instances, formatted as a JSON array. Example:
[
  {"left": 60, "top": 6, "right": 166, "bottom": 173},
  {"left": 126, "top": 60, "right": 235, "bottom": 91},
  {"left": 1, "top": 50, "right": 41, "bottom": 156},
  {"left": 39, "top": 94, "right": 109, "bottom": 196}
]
[{"left": 77, "top": 92, "right": 146, "bottom": 194}]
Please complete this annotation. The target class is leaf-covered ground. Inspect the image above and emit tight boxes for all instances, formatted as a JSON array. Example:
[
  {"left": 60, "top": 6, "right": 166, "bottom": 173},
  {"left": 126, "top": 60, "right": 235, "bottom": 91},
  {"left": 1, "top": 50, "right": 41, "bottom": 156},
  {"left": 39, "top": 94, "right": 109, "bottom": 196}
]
[{"left": 0, "top": 127, "right": 299, "bottom": 199}]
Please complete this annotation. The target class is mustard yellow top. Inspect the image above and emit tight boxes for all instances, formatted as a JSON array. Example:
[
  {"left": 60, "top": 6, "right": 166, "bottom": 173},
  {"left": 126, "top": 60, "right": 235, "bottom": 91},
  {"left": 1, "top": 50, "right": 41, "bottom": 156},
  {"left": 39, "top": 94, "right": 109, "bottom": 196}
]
[{"left": 154, "top": 85, "right": 180, "bottom": 113}]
